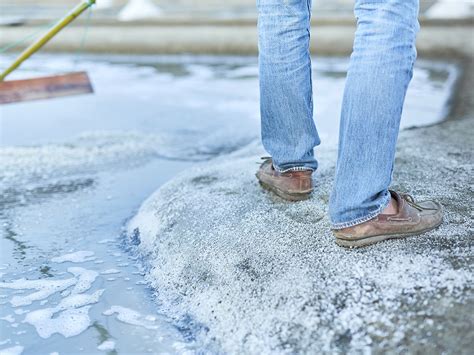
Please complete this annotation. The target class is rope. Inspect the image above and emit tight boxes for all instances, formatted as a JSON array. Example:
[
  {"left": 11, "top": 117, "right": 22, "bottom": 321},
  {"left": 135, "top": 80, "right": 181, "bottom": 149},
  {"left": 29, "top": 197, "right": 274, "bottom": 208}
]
[
  {"left": 0, "top": 20, "right": 58, "bottom": 54},
  {"left": 74, "top": 4, "right": 94, "bottom": 66},
  {"left": 0, "top": 1, "right": 95, "bottom": 58}
]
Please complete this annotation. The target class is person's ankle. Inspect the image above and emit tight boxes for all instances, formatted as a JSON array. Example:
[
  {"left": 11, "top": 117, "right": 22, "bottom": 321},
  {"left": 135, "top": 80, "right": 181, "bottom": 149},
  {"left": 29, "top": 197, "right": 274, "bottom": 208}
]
[{"left": 382, "top": 197, "right": 398, "bottom": 215}]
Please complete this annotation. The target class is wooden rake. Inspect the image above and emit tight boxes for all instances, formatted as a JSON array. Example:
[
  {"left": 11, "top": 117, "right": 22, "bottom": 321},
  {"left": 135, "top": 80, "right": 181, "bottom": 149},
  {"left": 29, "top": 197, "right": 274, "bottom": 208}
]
[{"left": 0, "top": 0, "right": 96, "bottom": 104}]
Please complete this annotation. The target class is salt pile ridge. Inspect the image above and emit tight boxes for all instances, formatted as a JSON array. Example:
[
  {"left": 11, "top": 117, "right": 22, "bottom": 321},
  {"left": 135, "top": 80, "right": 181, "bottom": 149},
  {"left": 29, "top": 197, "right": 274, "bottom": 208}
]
[{"left": 127, "top": 117, "right": 474, "bottom": 353}]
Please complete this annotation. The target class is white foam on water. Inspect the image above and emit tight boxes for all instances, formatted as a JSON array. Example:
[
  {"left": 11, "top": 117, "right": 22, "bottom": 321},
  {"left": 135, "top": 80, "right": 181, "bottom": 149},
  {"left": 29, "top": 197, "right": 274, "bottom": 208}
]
[
  {"left": 0, "top": 267, "right": 97, "bottom": 307},
  {"left": 103, "top": 306, "right": 158, "bottom": 330},
  {"left": 0, "top": 346, "right": 23, "bottom": 355},
  {"left": 0, "top": 278, "right": 76, "bottom": 307},
  {"left": 24, "top": 290, "right": 104, "bottom": 339},
  {"left": 0, "top": 267, "right": 104, "bottom": 339},
  {"left": 25, "top": 306, "right": 92, "bottom": 339},
  {"left": 97, "top": 340, "right": 116, "bottom": 351},
  {"left": 68, "top": 268, "right": 98, "bottom": 295},
  {"left": 51, "top": 251, "right": 96, "bottom": 263}
]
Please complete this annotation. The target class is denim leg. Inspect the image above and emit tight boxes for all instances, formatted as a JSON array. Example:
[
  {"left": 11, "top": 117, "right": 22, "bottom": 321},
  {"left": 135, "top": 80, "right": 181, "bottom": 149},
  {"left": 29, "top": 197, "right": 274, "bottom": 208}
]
[
  {"left": 330, "top": 0, "right": 420, "bottom": 228},
  {"left": 257, "top": 0, "right": 320, "bottom": 172}
]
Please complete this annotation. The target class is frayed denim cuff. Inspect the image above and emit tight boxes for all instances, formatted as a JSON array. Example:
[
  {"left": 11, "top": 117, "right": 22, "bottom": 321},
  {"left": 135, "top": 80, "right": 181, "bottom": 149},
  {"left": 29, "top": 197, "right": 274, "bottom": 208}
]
[
  {"left": 330, "top": 193, "right": 391, "bottom": 230},
  {"left": 273, "top": 164, "right": 315, "bottom": 173}
]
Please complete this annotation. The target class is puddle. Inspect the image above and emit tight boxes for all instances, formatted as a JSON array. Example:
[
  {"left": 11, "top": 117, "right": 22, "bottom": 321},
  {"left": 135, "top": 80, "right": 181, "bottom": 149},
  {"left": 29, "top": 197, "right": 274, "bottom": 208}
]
[{"left": 0, "top": 54, "right": 458, "bottom": 354}]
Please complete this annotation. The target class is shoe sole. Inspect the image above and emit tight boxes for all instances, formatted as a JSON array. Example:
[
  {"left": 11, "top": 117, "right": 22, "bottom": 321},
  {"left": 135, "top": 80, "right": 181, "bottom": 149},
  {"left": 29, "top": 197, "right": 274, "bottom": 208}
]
[
  {"left": 257, "top": 180, "right": 312, "bottom": 202},
  {"left": 335, "top": 219, "right": 443, "bottom": 248}
]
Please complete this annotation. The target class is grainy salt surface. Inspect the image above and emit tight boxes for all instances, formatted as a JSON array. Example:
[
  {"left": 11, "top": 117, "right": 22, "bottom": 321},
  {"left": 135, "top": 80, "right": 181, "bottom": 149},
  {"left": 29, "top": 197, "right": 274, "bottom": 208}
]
[{"left": 127, "top": 117, "right": 474, "bottom": 353}]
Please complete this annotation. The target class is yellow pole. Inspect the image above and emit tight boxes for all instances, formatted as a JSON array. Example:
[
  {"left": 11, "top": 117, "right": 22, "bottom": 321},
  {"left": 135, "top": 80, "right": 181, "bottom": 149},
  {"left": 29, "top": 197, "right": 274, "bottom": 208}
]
[{"left": 0, "top": 0, "right": 96, "bottom": 81}]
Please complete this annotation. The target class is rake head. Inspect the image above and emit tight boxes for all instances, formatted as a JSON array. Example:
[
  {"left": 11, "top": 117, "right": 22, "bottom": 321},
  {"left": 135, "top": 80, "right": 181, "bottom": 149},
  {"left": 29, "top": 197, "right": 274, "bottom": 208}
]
[{"left": 0, "top": 71, "right": 94, "bottom": 104}]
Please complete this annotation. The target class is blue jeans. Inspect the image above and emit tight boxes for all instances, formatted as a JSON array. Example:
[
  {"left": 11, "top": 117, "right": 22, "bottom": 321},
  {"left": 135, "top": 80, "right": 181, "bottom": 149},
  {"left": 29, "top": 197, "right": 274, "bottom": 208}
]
[{"left": 257, "top": 0, "right": 420, "bottom": 228}]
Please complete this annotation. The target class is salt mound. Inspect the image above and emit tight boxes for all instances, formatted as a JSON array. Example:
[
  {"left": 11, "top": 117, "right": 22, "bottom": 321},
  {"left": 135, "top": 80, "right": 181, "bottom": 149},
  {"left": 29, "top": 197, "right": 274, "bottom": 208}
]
[
  {"left": 127, "top": 118, "right": 474, "bottom": 353},
  {"left": 118, "top": 0, "right": 162, "bottom": 21},
  {"left": 426, "top": 0, "right": 474, "bottom": 19}
]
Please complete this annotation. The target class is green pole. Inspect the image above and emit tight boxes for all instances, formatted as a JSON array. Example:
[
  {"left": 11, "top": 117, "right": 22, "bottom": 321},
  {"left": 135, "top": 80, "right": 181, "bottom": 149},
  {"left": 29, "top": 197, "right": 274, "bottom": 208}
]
[{"left": 0, "top": 0, "right": 96, "bottom": 81}]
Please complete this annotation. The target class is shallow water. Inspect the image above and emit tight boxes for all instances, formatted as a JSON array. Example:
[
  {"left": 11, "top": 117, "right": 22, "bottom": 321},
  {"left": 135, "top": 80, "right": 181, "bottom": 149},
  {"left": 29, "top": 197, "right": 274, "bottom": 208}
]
[{"left": 0, "top": 54, "right": 458, "bottom": 354}]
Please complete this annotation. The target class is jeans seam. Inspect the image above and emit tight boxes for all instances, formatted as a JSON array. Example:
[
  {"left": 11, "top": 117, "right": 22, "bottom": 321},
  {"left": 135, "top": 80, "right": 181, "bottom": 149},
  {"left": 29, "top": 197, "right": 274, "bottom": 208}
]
[{"left": 331, "top": 193, "right": 391, "bottom": 230}]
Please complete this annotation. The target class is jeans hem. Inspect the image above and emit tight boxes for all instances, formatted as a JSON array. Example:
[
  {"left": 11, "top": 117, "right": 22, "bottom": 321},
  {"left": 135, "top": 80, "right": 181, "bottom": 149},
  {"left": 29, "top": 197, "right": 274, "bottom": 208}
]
[
  {"left": 330, "top": 193, "right": 391, "bottom": 230},
  {"left": 273, "top": 165, "right": 315, "bottom": 173}
]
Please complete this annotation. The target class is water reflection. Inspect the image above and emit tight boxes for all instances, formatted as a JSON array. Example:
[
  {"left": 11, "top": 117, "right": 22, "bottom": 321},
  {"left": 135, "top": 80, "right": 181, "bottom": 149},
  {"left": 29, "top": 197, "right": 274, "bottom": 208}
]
[
  {"left": 0, "top": 178, "right": 95, "bottom": 210},
  {"left": 92, "top": 322, "right": 118, "bottom": 355},
  {"left": 3, "top": 222, "right": 30, "bottom": 262}
]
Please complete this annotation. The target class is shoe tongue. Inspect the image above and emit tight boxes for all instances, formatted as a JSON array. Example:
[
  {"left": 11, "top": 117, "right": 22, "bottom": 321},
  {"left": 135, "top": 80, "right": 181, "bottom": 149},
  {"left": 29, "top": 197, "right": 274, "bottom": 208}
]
[
  {"left": 383, "top": 190, "right": 401, "bottom": 216},
  {"left": 389, "top": 190, "right": 409, "bottom": 217}
]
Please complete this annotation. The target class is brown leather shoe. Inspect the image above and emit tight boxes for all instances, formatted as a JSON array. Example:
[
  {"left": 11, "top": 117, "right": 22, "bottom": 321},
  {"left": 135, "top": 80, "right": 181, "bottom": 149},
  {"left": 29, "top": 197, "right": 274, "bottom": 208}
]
[
  {"left": 256, "top": 157, "right": 313, "bottom": 201},
  {"left": 333, "top": 191, "right": 443, "bottom": 248}
]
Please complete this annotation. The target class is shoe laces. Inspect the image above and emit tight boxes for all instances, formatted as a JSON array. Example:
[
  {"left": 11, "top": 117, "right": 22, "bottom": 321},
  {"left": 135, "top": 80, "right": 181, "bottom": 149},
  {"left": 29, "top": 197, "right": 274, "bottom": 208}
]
[{"left": 400, "top": 193, "right": 438, "bottom": 211}]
